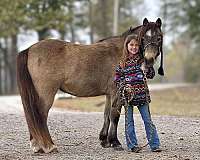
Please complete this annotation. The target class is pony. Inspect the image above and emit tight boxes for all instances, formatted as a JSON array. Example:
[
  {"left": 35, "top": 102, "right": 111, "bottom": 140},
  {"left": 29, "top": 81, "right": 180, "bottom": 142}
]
[{"left": 17, "top": 18, "right": 164, "bottom": 153}]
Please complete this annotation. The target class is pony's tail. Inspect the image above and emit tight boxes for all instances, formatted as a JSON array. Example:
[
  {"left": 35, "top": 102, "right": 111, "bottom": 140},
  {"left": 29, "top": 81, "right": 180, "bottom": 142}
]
[{"left": 16, "top": 49, "right": 52, "bottom": 148}]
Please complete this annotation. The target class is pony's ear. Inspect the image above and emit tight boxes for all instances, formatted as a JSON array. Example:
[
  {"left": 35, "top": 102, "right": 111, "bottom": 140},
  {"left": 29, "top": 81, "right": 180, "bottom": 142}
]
[
  {"left": 129, "top": 26, "right": 133, "bottom": 31},
  {"left": 143, "top": 18, "right": 149, "bottom": 26},
  {"left": 156, "top": 18, "right": 162, "bottom": 28}
]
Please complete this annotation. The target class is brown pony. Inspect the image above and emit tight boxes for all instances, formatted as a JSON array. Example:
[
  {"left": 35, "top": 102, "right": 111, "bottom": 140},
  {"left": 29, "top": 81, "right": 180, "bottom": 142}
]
[{"left": 17, "top": 18, "right": 164, "bottom": 153}]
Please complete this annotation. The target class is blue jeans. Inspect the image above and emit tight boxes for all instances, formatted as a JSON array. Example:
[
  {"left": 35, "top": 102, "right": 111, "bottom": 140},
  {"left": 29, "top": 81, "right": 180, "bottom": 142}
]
[{"left": 125, "top": 103, "right": 160, "bottom": 150}]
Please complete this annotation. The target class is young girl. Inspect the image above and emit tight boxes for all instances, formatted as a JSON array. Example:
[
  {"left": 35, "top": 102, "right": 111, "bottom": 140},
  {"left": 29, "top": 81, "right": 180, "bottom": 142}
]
[{"left": 114, "top": 34, "right": 161, "bottom": 153}]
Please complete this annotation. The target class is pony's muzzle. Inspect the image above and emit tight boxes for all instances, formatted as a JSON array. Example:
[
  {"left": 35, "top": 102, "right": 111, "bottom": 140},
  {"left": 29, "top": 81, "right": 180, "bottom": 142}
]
[{"left": 144, "top": 57, "right": 154, "bottom": 66}]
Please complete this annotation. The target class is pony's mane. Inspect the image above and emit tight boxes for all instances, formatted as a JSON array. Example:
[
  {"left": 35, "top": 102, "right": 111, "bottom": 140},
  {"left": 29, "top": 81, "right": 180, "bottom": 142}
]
[
  {"left": 97, "top": 22, "right": 162, "bottom": 43},
  {"left": 97, "top": 25, "right": 142, "bottom": 42},
  {"left": 97, "top": 36, "right": 120, "bottom": 42},
  {"left": 121, "top": 25, "right": 142, "bottom": 37}
]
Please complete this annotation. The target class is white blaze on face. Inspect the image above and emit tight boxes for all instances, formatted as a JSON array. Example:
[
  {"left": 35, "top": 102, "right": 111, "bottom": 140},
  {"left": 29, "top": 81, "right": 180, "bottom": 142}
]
[
  {"left": 144, "top": 29, "right": 156, "bottom": 62},
  {"left": 146, "top": 29, "right": 152, "bottom": 37}
]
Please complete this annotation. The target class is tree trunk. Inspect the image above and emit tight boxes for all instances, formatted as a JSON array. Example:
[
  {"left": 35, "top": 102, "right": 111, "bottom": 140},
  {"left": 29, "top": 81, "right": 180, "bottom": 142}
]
[
  {"left": 59, "top": 29, "right": 66, "bottom": 40},
  {"left": 100, "top": 0, "right": 108, "bottom": 37},
  {"left": 89, "top": 0, "right": 94, "bottom": 43},
  {"left": 38, "top": 28, "right": 50, "bottom": 41},
  {"left": 3, "top": 38, "right": 10, "bottom": 94},
  {"left": 160, "top": 0, "right": 168, "bottom": 83},
  {"left": 0, "top": 45, "right": 2, "bottom": 94},
  {"left": 68, "top": 3, "right": 75, "bottom": 43},
  {"left": 10, "top": 35, "right": 18, "bottom": 93},
  {"left": 70, "top": 23, "right": 75, "bottom": 43},
  {"left": 113, "top": 0, "right": 119, "bottom": 35}
]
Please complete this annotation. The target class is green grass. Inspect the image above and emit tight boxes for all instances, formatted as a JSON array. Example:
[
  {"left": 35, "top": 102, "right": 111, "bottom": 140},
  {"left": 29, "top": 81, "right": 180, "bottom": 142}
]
[{"left": 53, "top": 84, "right": 200, "bottom": 117}]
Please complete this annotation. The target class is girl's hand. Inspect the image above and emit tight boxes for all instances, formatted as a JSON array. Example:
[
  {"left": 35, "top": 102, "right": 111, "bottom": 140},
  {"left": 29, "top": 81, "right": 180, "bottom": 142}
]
[
  {"left": 126, "top": 84, "right": 132, "bottom": 88},
  {"left": 141, "top": 62, "right": 146, "bottom": 71},
  {"left": 125, "top": 84, "right": 132, "bottom": 93}
]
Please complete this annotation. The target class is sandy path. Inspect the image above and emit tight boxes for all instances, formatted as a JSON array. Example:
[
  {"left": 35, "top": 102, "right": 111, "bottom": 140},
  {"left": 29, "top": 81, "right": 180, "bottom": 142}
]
[
  {"left": 0, "top": 109, "right": 199, "bottom": 160},
  {"left": 0, "top": 83, "right": 199, "bottom": 160}
]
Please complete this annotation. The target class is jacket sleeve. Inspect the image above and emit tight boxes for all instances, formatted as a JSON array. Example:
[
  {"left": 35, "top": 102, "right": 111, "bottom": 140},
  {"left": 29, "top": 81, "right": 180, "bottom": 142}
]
[
  {"left": 144, "top": 67, "right": 155, "bottom": 79},
  {"left": 114, "top": 65, "right": 125, "bottom": 87}
]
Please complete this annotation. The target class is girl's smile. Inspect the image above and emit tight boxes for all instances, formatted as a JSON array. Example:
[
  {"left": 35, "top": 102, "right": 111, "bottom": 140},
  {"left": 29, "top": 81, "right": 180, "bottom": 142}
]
[{"left": 127, "top": 39, "right": 139, "bottom": 56}]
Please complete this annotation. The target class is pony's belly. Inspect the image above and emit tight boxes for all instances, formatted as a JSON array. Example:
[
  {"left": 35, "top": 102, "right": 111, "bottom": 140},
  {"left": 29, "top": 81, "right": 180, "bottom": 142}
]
[{"left": 60, "top": 82, "right": 106, "bottom": 97}]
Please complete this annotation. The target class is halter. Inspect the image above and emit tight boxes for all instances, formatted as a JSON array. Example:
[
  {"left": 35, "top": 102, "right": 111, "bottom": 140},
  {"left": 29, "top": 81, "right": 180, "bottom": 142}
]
[
  {"left": 143, "top": 41, "right": 161, "bottom": 51},
  {"left": 142, "top": 38, "right": 164, "bottom": 76}
]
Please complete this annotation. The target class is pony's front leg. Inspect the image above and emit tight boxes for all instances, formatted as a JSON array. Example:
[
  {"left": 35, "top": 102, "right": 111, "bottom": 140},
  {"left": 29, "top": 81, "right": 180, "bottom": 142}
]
[
  {"left": 99, "top": 95, "right": 111, "bottom": 148},
  {"left": 107, "top": 96, "right": 123, "bottom": 150}
]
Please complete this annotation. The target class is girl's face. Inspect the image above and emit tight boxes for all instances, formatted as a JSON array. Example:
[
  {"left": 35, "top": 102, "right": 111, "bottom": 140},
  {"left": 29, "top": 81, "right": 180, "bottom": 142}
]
[{"left": 127, "top": 39, "right": 139, "bottom": 56}]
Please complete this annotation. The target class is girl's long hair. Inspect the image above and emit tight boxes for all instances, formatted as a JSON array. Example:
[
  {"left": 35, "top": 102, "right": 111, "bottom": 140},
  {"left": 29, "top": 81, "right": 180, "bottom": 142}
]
[{"left": 120, "top": 34, "right": 143, "bottom": 68}]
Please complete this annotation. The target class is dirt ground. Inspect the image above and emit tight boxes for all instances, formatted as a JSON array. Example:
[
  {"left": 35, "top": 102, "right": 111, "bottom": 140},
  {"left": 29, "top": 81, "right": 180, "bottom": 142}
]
[{"left": 0, "top": 109, "right": 199, "bottom": 160}]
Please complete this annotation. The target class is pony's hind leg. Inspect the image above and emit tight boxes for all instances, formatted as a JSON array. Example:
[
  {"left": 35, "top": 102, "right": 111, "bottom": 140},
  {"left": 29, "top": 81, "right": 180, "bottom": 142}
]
[
  {"left": 107, "top": 95, "right": 123, "bottom": 150},
  {"left": 99, "top": 95, "right": 111, "bottom": 147},
  {"left": 29, "top": 106, "right": 57, "bottom": 153},
  {"left": 17, "top": 50, "right": 59, "bottom": 153},
  {"left": 30, "top": 134, "right": 42, "bottom": 153},
  {"left": 29, "top": 106, "right": 57, "bottom": 154},
  {"left": 29, "top": 84, "right": 58, "bottom": 153}
]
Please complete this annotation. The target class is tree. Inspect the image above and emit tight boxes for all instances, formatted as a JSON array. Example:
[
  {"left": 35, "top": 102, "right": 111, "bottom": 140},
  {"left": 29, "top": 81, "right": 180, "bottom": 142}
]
[
  {"left": 0, "top": 0, "right": 27, "bottom": 93},
  {"left": 160, "top": 0, "right": 200, "bottom": 82},
  {"left": 118, "top": 0, "right": 141, "bottom": 34},
  {"left": 86, "top": 0, "right": 142, "bottom": 41},
  {"left": 160, "top": 0, "right": 200, "bottom": 43},
  {"left": 24, "top": 0, "right": 72, "bottom": 40}
]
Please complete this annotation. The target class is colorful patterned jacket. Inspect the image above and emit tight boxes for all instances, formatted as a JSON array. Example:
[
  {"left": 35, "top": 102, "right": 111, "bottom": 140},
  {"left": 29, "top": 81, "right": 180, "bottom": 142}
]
[{"left": 114, "top": 55, "right": 155, "bottom": 106}]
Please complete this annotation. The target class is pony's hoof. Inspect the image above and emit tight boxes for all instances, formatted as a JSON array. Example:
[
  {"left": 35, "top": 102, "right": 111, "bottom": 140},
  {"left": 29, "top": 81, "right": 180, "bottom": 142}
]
[
  {"left": 30, "top": 139, "right": 58, "bottom": 154},
  {"left": 99, "top": 134, "right": 107, "bottom": 141},
  {"left": 30, "top": 139, "right": 41, "bottom": 153},
  {"left": 112, "top": 144, "right": 123, "bottom": 151},
  {"left": 42, "top": 145, "right": 58, "bottom": 153},
  {"left": 100, "top": 140, "right": 111, "bottom": 148},
  {"left": 109, "top": 139, "right": 122, "bottom": 148}
]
